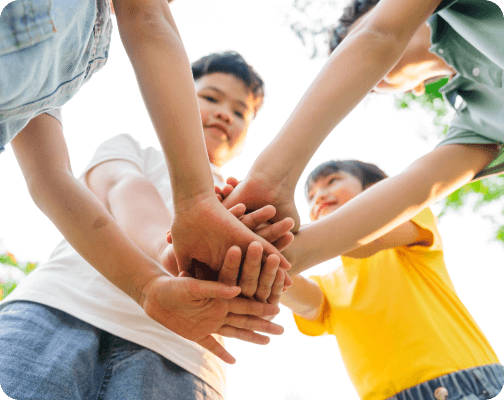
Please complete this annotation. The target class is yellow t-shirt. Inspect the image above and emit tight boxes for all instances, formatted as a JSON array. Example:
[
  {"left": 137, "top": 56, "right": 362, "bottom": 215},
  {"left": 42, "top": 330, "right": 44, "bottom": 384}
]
[{"left": 294, "top": 208, "right": 499, "bottom": 400}]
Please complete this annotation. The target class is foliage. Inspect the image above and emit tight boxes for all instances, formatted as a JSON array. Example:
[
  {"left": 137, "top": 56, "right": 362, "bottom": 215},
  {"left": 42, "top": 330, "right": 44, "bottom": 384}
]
[
  {"left": 283, "top": 0, "right": 341, "bottom": 58},
  {"left": 0, "top": 252, "right": 38, "bottom": 301}
]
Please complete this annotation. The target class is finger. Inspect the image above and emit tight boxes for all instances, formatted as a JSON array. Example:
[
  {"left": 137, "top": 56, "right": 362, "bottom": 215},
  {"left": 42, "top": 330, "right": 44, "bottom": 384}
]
[
  {"left": 227, "top": 296, "right": 280, "bottom": 317},
  {"left": 254, "top": 254, "right": 280, "bottom": 303},
  {"left": 215, "top": 186, "right": 223, "bottom": 196},
  {"left": 256, "top": 217, "right": 295, "bottom": 243},
  {"left": 216, "top": 193, "right": 223, "bottom": 202},
  {"left": 239, "top": 205, "right": 276, "bottom": 231},
  {"left": 218, "top": 326, "right": 270, "bottom": 345},
  {"left": 226, "top": 177, "right": 239, "bottom": 187},
  {"left": 224, "top": 313, "right": 284, "bottom": 335},
  {"left": 271, "top": 232, "right": 294, "bottom": 252},
  {"left": 222, "top": 184, "right": 235, "bottom": 198},
  {"left": 166, "top": 230, "right": 172, "bottom": 244},
  {"left": 259, "top": 238, "right": 291, "bottom": 271},
  {"left": 218, "top": 246, "right": 242, "bottom": 286},
  {"left": 184, "top": 278, "right": 241, "bottom": 300},
  {"left": 228, "top": 203, "right": 246, "bottom": 218},
  {"left": 238, "top": 241, "right": 263, "bottom": 298},
  {"left": 283, "top": 271, "right": 293, "bottom": 289},
  {"left": 267, "top": 268, "right": 285, "bottom": 306},
  {"left": 198, "top": 335, "right": 236, "bottom": 364}
]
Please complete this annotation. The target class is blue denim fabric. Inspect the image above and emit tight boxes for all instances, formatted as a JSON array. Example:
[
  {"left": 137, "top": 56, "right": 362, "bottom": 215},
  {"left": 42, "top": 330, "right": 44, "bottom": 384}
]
[
  {"left": 0, "top": 301, "right": 223, "bottom": 400},
  {"left": 0, "top": 0, "right": 112, "bottom": 153},
  {"left": 387, "top": 364, "right": 504, "bottom": 400}
]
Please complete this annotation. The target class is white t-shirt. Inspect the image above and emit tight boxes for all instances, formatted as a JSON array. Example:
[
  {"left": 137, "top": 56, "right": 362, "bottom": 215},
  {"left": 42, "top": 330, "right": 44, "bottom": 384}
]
[{"left": 2, "top": 134, "right": 227, "bottom": 397}]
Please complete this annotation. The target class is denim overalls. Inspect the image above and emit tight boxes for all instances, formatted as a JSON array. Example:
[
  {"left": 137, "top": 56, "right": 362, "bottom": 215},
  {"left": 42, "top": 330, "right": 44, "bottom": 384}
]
[{"left": 0, "top": 0, "right": 112, "bottom": 153}]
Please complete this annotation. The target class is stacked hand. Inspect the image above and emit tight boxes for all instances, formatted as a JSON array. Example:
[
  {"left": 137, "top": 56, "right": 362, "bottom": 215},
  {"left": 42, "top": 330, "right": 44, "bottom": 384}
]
[
  {"left": 169, "top": 192, "right": 292, "bottom": 277},
  {"left": 141, "top": 244, "right": 284, "bottom": 364}
]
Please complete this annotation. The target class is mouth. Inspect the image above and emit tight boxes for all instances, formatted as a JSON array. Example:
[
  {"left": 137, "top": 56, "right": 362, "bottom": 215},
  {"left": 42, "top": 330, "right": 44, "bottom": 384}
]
[{"left": 206, "top": 124, "right": 229, "bottom": 141}]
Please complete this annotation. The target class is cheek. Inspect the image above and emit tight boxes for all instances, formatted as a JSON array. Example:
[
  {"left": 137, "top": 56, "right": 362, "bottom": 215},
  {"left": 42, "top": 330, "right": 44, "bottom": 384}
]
[{"left": 199, "top": 109, "right": 210, "bottom": 125}]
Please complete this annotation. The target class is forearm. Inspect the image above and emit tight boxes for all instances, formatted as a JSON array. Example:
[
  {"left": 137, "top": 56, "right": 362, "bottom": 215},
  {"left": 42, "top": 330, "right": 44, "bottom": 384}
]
[
  {"left": 280, "top": 275, "right": 323, "bottom": 320},
  {"left": 114, "top": 0, "right": 215, "bottom": 206},
  {"left": 29, "top": 171, "right": 165, "bottom": 302},
  {"left": 288, "top": 145, "right": 496, "bottom": 274},
  {"left": 107, "top": 174, "right": 172, "bottom": 263},
  {"left": 252, "top": 28, "right": 406, "bottom": 184}
]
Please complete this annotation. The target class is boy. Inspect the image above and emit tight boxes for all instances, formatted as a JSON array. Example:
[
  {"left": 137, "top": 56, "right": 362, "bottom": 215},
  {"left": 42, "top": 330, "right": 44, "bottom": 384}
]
[
  {"left": 280, "top": 159, "right": 504, "bottom": 400},
  {"left": 223, "top": 0, "right": 504, "bottom": 263},
  {"left": 0, "top": 51, "right": 290, "bottom": 400}
]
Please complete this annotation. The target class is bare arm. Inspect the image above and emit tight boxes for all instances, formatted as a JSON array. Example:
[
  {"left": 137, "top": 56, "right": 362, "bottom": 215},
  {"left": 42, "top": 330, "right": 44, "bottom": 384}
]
[
  {"left": 223, "top": 0, "right": 444, "bottom": 231},
  {"left": 280, "top": 275, "right": 324, "bottom": 321},
  {"left": 285, "top": 144, "right": 498, "bottom": 274},
  {"left": 12, "top": 115, "right": 165, "bottom": 303},
  {"left": 251, "top": 0, "right": 444, "bottom": 185},
  {"left": 112, "top": 0, "right": 292, "bottom": 273}
]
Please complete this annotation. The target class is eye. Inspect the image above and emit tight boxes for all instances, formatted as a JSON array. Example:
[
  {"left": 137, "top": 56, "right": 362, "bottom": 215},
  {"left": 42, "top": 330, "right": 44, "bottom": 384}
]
[
  {"left": 203, "top": 96, "right": 217, "bottom": 103},
  {"left": 234, "top": 110, "right": 244, "bottom": 118},
  {"left": 328, "top": 177, "right": 339, "bottom": 184}
]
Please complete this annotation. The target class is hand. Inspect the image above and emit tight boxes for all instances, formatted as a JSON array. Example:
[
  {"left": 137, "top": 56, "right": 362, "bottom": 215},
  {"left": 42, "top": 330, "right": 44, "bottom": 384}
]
[
  {"left": 171, "top": 203, "right": 295, "bottom": 289},
  {"left": 141, "top": 247, "right": 284, "bottom": 364},
  {"left": 170, "top": 192, "right": 291, "bottom": 275},
  {"left": 222, "top": 172, "right": 301, "bottom": 232}
]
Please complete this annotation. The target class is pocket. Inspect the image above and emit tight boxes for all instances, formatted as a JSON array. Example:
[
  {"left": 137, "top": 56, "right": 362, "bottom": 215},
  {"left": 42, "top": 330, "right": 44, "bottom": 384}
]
[{"left": 0, "top": 0, "right": 56, "bottom": 56}]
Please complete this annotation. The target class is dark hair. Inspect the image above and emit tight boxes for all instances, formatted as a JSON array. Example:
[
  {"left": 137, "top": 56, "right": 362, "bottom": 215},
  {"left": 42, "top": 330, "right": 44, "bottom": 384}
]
[
  {"left": 191, "top": 51, "right": 265, "bottom": 114},
  {"left": 305, "top": 159, "right": 387, "bottom": 198},
  {"left": 328, "top": 0, "right": 380, "bottom": 54}
]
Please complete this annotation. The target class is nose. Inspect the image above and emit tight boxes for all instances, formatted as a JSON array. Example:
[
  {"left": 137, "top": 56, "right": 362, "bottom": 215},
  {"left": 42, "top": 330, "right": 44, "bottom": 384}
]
[{"left": 215, "top": 109, "right": 233, "bottom": 124}]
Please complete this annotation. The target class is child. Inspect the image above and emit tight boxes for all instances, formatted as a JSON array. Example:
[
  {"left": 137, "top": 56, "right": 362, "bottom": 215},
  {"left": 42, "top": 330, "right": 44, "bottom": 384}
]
[
  {"left": 223, "top": 0, "right": 504, "bottom": 259},
  {"left": 280, "top": 159, "right": 504, "bottom": 400},
  {"left": 0, "top": 0, "right": 289, "bottom": 303},
  {"left": 0, "top": 51, "right": 291, "bottom": 400}
]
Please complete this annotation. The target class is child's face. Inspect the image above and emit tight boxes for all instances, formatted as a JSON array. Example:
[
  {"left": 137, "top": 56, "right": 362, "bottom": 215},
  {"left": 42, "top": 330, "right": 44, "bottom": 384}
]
[
  {"left": 195, "top": 73, "right": 257, "bottom": 167},
  {"left": 308, "top": 171, "right": 364, "bottom": 221}
]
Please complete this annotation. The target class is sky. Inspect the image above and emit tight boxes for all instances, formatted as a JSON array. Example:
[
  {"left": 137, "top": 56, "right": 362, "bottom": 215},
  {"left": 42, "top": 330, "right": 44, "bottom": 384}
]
[{"left": 1, "top": 0, "right": 503, "bottom": 399}]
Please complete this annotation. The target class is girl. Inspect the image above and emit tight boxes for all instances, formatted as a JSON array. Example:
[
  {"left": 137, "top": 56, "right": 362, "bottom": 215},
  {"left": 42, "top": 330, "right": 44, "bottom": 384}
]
[{"left": 280, "top": 159, "right": 504, "bottom": 400}]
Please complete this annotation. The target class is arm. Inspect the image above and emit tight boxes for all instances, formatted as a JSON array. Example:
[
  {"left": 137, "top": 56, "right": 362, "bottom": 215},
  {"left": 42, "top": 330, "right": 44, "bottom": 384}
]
[
  {"left": 112, "top": 0, "right": 291, "bottom": 272},
  {"left": 86, "top": 157, "right": 285, "bottom": 362},
  {"left": 12, "top": 114, "right": 165, "bottom": 303},
  {"left": 285, "top": 144, "right": 498, "bottom": 274},
  {"left": 280, "top": 275, "right": 324, "bottom": 321},
  {"left": 223, "top": 0, "right": 444, "bottom": 229}
]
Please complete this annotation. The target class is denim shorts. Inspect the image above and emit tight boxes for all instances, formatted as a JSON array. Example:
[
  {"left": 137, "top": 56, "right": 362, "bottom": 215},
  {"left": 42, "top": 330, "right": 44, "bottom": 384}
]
[
  {"left": 0, "top": 301, "right": 223, "bottom": 400},
  {"left": 0, "top": 0, "right": 112, "bottom": 153},
  {"left": 387, "top": 364, "right": 504, "bottom": 400}
]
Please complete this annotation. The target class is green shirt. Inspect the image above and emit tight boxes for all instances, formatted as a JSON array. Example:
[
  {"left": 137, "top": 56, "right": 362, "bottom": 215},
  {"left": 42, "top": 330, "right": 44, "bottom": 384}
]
[{"left": 428, "top": 0, "right": 504, "bottom": 180}]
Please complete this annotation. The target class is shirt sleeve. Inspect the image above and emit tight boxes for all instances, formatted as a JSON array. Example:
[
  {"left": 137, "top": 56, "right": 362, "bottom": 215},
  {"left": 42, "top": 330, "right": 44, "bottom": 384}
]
[
  {"left": 80, "top": 134, "right": 145, "bottom": 178},
  {"left": 292, "top": 276, "right": 332, "bottom": 337},
  {"left": 407, "top": 207, "right": 443, "bottom": 252}
]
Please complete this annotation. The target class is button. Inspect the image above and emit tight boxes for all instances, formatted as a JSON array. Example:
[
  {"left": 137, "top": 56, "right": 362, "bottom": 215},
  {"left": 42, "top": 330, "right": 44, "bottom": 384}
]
[
  {"left": 434, "top": 387, "right": 449, "bottom": 400},
  {"left": 472, "top": 67, "right": 481, "bottom": 77}
]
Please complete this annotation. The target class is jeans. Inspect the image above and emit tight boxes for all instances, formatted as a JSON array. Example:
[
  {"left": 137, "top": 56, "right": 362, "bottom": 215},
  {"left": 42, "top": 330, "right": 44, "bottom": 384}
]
[
  {"left": 0, "top": 301, "right": 223, "bottom": 400},
  {"left": 387, "top": 364, "right": 504, "bottom": 400}
]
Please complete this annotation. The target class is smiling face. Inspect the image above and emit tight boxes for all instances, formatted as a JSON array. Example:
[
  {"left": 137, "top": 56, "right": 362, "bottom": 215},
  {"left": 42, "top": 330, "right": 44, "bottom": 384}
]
[
  {"left": 195, "top": 73, "right": 257, "bottom": 167},
  {"left": 308, "top": 171, "right": 364, "bottom": 221}
]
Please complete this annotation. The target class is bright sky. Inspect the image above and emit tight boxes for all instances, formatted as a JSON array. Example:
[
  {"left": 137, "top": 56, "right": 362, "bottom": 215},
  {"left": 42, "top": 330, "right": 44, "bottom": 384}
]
[{"left": 1, "top": 0, "right": 503, "bottom": 399}]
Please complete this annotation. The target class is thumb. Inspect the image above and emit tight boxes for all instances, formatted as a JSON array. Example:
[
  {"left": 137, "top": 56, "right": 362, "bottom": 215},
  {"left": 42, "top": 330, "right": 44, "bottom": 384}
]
[{"left": 188, "top": 279, "right": 241, "bottom": 300}]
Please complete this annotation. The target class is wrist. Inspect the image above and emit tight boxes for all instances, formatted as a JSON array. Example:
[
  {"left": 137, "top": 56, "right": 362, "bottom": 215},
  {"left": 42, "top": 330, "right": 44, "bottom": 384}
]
[
  {"left": 137, "top": 270, "right": 172, "bottom": 309},
  {"left": 173, "top": 188, "right": 219, "bottom": 215}
]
